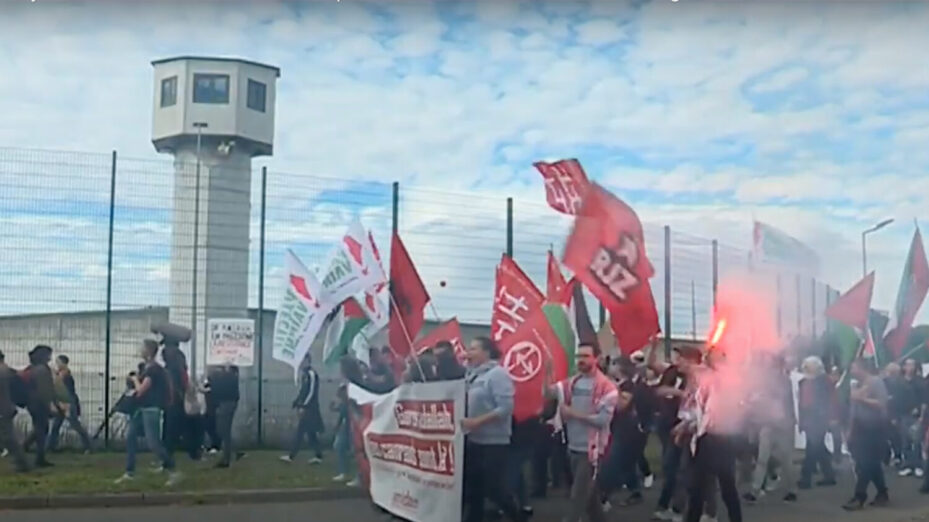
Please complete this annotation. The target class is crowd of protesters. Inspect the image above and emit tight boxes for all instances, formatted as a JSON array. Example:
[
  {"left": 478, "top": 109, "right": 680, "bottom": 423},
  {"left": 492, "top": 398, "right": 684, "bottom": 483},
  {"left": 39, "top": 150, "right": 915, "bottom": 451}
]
[
  {"left": 341, "top": 334, "right": 929, "bottom": 522},
  {"left": 4, "top": 333, "right": 929, "bottom": 522}
]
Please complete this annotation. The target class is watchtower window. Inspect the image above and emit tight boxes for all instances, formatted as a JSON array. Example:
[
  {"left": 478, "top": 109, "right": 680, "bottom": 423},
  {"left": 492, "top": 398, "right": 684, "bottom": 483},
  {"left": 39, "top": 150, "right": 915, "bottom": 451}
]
[
  {"left": 193, "top": 74, "right": 230, "bottom": 104},
  {"left": 247, "top": 79, "right": 267, "bottom": 113},
  {"left": 160, "top": 76, "right": 177, "bottom": 107}
]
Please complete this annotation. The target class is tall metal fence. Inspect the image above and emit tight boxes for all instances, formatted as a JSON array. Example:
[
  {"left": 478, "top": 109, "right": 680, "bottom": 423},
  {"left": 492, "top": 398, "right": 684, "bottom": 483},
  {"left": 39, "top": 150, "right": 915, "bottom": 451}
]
[{"left": 0, "top": 146, "right": 837, "bottom": 449}]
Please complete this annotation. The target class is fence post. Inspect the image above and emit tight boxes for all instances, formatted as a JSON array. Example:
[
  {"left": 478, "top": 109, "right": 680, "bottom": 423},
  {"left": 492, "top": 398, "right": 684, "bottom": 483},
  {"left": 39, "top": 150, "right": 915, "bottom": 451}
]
[
  {"left": 711, "top": 240, "right": 718, "bottom": 306},
  {"left": 811, "top": 277, "right": 817, "bottom": 337},
  {"left": 796, "top": 273, "right": 802, "bottom": 335},
  {"left": 104, "top": 150, "right": 117, "bottom": 449},
  {"left": 664, "top": 225, "right": 671, "bottom": 358},
  {"left": 256, "top": 166, "right": 267, "bottom": 447},
  {"left": 506, "top": 197, "right": 513, "bottom": 257},
  {"left": 392, "top": 182, "right": 400, "bottom": 235}
]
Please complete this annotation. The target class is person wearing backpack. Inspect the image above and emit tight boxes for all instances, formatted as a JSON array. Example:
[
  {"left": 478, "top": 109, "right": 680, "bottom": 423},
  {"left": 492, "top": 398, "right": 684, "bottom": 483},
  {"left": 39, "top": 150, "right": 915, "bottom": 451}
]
[
  {"left": 0, "top": 350, "right": 29, "bottom": 472},
  {"left": 22, "top": 345, "right": 56, "bottom": 468}
]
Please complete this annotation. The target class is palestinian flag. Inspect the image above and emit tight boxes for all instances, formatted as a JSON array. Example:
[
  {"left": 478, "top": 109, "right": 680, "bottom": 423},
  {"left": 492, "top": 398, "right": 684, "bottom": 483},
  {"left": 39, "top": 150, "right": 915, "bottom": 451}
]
[
  {"left": 884, "top": 228, "right": 929, "bottom": 357},
  {"left": 323, "top": 299, "right": 370, "bottom": 366},
  {"left": 543, "top": 278, "right": 597, "bottom": 375}
]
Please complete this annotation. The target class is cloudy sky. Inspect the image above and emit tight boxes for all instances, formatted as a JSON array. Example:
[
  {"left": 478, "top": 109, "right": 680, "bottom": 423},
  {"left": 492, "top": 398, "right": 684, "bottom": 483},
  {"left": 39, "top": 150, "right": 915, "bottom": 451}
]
[{"left": 1, "top": 0, "right": 927, "bottom": 337}]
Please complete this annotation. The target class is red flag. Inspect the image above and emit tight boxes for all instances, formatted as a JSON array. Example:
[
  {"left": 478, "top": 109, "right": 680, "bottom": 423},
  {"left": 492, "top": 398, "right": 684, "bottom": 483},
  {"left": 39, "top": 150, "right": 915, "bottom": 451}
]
[
  {"left": 389, "top": 232, "right": 430, "bottom": 357},
  {"left": 499, "top": 307, "right": 567, "bottom": 422},
  {"left": 547, "top": 251, "right": 568, "bottom": 302},
  {"left": 825, "top": 272, "right": 875, "bottom": 331},
  {"left": 562, "top": 183, "right": 659, "bottom": 353},
  {"left": 414, "top": 318, "right": 466, "bottom": 362},
  {"left": 885, "top": 228, "right": 929, "bottom": 356},
  {"left": 492, "top": 255, "right": 545, "bottom": 343},
  {"left": 534, "top": 158, "right": 590, "bottom": 215}
]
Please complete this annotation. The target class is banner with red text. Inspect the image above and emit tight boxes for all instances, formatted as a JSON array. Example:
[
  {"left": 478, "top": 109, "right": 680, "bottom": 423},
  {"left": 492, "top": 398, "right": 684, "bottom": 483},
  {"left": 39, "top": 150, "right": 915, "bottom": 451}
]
[{"left": 348, "top": 381, "right": 465, "bottom": 522}]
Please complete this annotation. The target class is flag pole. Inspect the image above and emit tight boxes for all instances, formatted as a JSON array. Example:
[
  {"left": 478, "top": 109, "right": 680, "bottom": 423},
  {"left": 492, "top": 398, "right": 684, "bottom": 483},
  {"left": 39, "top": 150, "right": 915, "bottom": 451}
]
[
  {"left": 836, "top": 336, "right": 867, "bottom": 389},
  {"left": 387, "top": 291, "right": 429, "bottom": 378}
]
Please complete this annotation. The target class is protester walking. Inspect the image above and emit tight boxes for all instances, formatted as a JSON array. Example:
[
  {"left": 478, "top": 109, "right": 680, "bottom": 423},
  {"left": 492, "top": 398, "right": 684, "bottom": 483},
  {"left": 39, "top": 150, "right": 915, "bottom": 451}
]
[
  {"left": 331, "top": 382, "right": 359, "bottom": 486},
  {"left": 116, "top": 339, "right": 182, "bottom": 487},
  {"left": 843, "top": 358, "right": 890, "bottom": 510},
  {"left": 208, "top": 365, "right": 241, "bottom": 468},
  {"left": 282, "top": 354, "right": 324, "bottom": 464},
  {"left": 461, "top": 336, "right": 526, "bottom": 522},
  {"left": 45, "top": 355, "right": 93, "bottom": 454},
  {"left": 600, "top": 356, "right": 644, "bottom": 510},
  {"left": 23, "top": 345, "right": 56, "bottom": 468},
  {"left": 546, "top": 342, "right": 617, "bottom": 522},
  {"left": 161, "top": 343, "right": 189, "bottom": 456},
  {"left": 0, "top": 350, "right": 29, "bottom": 473},
  {"left": 797, "top": 356, "right": 837, "bottom": 489},
  {"left": 897, "top": 359, "right": 925, "bottom": 478},
  {"left": 745, "top": 355, "right": 798, "bottom": 503}
]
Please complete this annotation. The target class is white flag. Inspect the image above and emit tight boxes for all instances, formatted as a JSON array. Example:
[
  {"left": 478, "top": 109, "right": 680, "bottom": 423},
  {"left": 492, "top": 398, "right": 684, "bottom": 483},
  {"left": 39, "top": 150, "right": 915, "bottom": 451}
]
[
  {"left": 319, "top": 220, "right": 387, "bottom": 305},
  {"left": 272, "top": 250, "right": 335, "bottom": 373}
]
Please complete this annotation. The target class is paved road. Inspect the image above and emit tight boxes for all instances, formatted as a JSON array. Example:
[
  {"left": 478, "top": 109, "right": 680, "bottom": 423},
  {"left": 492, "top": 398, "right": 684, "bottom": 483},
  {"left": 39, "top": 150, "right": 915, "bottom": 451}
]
[{"left": 2, "top": 470, "right": 928, "bottom": 521}]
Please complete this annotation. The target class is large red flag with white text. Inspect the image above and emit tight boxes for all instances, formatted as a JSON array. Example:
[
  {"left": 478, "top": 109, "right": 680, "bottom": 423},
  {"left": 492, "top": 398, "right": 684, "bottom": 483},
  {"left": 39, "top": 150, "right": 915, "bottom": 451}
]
[
  {"left": 563, "top": 183, "right": 659, "bottom": 353},
  {"left": 499, "top": 307, "right": 567, "bottom": 422},
  {"left": 491, "top": 255, "right": 545, "bottom": 343},
  {"left": 534, "top": 159, "right": 590, "bottom": 215}
]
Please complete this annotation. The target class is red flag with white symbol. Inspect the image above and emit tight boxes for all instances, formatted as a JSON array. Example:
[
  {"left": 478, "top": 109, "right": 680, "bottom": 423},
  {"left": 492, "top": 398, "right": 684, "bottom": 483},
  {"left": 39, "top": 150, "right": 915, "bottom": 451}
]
[
  {"left": 389, "top": 232, "right": 430, "bottom": 357},
  {"left": 492, "top": 255, "right": 545, "bottom": 343},
  {"left": 414, "top": 318, "right": 467, "bottom": 362},
  {"left": 563, "top": 183, "right": 659, "bottom": 354},
  {"left": 500, "top": 307, "right": 567, "bottom": 422},
  {"left": 534, "top": 158, "right": 591, "bottom": 215}
]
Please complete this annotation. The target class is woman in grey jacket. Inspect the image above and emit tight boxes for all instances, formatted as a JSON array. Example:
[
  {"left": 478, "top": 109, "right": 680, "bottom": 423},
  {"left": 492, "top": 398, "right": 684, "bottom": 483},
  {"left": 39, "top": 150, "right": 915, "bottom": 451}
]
[{"left": 460, "top": 336, "right": 527, "bottom": 522}]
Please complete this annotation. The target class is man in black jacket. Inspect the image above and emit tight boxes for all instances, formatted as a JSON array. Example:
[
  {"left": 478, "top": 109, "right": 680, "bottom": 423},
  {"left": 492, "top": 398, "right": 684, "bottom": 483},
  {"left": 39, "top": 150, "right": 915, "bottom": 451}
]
[
  {"left": 281, "top": 354, "right": 324, "bottom": 464},
  {"left": 208, "top": 365, "right": 240, "bottom": 468},
  {"left": 23, "top": 345, "right": 56, "bottom": 468}
]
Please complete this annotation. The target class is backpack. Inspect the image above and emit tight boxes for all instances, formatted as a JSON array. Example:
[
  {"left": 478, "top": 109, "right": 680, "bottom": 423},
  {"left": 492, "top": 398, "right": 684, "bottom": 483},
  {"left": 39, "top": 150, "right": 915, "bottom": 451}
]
[{"left": 10, "top": 369, "right": 30, "bottom": 409}]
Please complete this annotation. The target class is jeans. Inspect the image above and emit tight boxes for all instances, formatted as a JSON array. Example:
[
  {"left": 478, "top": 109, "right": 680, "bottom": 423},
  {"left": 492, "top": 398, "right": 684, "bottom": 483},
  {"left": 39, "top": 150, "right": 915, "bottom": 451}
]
[
  {"left": 901, "top": 416, "right": 923, "bottom": 471},
  {"left": 565, "top": 450, "right": 605, "bottom": 522},
  {"left": 47, "top": 409, "right": 92, "bottom": 452},
  {"left": 126, "top": 408, "right": 175, "bottom": 474},
  {"left": 656, "top": 429, "right": 684, "bottom": 511},
  {"left": 507, "top": 444, "right": 532, "bottom": 508},
  {"left": 600, "top": 429, "right": 644, "bottom": 498},
  {"left": 334, "top": 423, "right": 354, "bottom": 477},
  {"left": 850, "top": 423, "right": 888, "bottom": 501},
  {"left": 801, "top": 426, "right": 835, "bottom": 483},
  {"left": 289, "top": 409, "right": 323, "bottom": 459},
  {"left": 685, "top": 434, "right": 742, "bottom": 522},
  {"left": 24, "top": 407, "right": 50, "bottom": 465},
  {"left": 751, "top": 424, "right": 796, "bottom": 493},
  {"left": 216, "top": 401, "right": 237, "bottom": 466}
]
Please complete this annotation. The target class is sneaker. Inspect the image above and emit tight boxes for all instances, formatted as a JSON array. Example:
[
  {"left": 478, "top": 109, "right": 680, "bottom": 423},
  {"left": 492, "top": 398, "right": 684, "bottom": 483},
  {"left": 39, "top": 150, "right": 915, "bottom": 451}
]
[
  {"left": 601, "top": 500, "right": 612, "bottom": 513},
  {"left": 651, "top": 509, "right": 677, "bottom": 521},
  {"left": 208, "top": 448, "right": 219, "bottom": 455},
  {"left": 917, "top": 468, "right": 925, "bottom": 478},
  {"left": 742, "top": 492, "right": 759, "bottom": 503},
  {"left": 521, "top": 506, "right": 533, "bottom": 516},
  {"left": 842, "top": 498, "right": 864, "bottom": 511},
  {"left": 165, "top": 471, "right": 183, "bottom": 487},
  {"left": 671, "top": 512, "right": 683, "bottom": 522},
  {"left": 114, "top": 473, "right": 134, "bottom": 484},
  {"left": 346, "top": 477, "right": 361, "bottom": 487},
  {"left": 0, "top": 448, "right": 8, "bottom": 458},
  {"left": 333, "top": 474, "right": 347, "bottom": 482},
  {"left": 783, "top": 492, "right": 798, "bottom": 502},
  {"left": 764, "top": 475, "right": 781, "bottom": 492},
  {"left": 279, "top": 455, "right": 293, "bottom": 463},
  {"left": 644, "top": 474, "right": 655, "bottom": 489},
  {"left": 308, "top": 457, "right": 323, "bottom": 465},
  {"left": 899, "top": 468, "right": 914, "bottom": 477},
  {"left": 869, "top": 492, "right": 889, "bottom": 507}
]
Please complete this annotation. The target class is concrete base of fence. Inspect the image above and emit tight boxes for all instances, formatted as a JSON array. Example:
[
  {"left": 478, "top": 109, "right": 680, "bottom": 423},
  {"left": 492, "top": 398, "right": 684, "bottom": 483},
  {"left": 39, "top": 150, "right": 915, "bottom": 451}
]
[{"left": 0, "top": 486, "right": 366, "bottom": 511}]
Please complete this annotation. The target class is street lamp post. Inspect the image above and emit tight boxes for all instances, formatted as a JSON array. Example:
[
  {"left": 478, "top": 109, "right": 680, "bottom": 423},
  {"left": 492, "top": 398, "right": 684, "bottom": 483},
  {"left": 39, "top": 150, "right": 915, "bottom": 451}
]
[
  {"left": 190, "top": 122, "right": 209, "bottom": 379},
  {"left": 862, "top": 218, "right": 895, "bottom": 276}
]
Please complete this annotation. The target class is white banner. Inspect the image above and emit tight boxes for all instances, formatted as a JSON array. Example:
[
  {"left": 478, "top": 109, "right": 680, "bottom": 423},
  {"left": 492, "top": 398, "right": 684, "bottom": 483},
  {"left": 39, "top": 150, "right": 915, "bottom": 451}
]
[
  {"left": 207, "top": 318, "right": 255, "bottom": 367},
  {"left": 349, "top": 381, "right": 465, "bottom": 522},
  {"left": 320, "top": 220, "right": 387, "bottom": 306}
]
